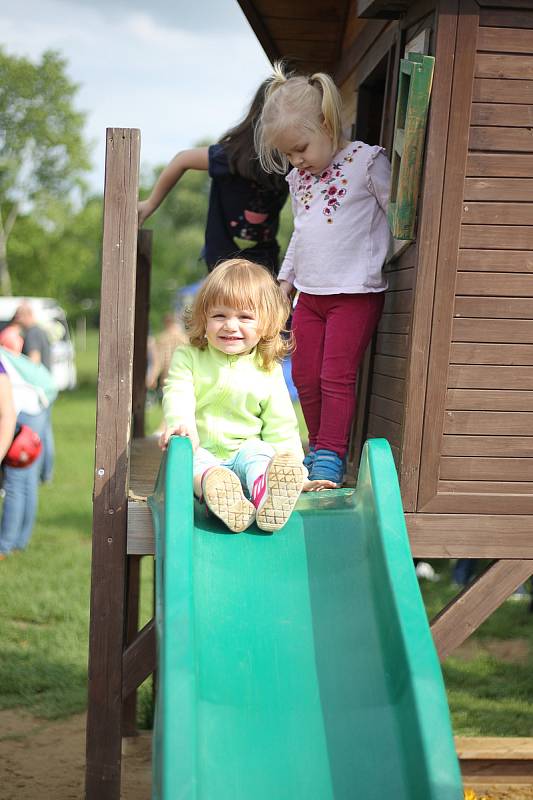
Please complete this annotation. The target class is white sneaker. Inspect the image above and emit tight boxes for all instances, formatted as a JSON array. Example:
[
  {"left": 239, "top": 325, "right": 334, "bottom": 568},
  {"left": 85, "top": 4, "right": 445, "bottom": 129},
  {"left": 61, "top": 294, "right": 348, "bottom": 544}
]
[
  {"left": 202, "top": 467, "right": 255, "bottom": 533},
  {"left": 252, "top": 453, "right": 305, "bottom": 532},
  {"left": 415, "top": 561, "right": 440, "bottom": 582}
]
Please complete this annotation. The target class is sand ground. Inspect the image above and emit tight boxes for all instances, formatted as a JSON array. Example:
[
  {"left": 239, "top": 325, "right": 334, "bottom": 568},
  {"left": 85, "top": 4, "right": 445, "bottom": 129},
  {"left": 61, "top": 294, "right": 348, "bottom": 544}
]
[{"left": 1, "top": 709, "right": 533, "bottom": 800}]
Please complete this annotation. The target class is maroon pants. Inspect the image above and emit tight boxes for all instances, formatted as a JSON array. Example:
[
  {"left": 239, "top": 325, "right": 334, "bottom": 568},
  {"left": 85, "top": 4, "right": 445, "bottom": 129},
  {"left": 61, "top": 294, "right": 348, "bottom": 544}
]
[{"left": 291, "top": 291, "right": 384, "bottom": 459}]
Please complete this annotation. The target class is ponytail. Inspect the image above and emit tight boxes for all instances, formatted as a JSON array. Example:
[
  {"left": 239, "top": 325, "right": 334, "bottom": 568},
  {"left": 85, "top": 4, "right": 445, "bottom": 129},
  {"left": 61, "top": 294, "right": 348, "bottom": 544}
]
[
  {"left": 264, "top": 60, "right": 292, "bottom": 100},
  {"left": 256, "top": 63, "right": 345, "bottom": 174},
  {"left": 309, "top": 72, "right": 343, "bottom": 153}
]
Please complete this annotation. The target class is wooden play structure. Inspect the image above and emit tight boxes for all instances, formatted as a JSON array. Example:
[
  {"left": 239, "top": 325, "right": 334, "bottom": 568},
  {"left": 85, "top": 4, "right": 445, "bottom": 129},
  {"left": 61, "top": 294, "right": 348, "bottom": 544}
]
[{"left": 86, "top": 2, "right": 533, "bottom": 798}]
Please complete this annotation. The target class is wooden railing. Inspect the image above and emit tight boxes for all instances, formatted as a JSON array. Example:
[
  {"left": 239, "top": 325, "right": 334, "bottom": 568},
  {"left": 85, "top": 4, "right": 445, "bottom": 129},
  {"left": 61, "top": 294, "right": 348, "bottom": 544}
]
[{"left": 86, "top": 128, "right": 155, "bottom": 800}]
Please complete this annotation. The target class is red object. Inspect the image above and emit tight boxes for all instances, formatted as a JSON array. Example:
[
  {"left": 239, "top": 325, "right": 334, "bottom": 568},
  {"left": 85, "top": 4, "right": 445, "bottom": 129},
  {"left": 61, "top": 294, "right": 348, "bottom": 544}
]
[
  {"left": 0, "top": 325, "right": 23, "bottom": 354},
  {"left": 4, "top": 424, "right": 42, "bottom": 468}
]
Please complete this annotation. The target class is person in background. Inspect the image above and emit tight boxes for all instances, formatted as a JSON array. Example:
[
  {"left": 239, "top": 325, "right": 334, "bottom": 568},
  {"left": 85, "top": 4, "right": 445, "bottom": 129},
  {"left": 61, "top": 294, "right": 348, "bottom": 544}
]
[
  {"left": 138, "top": 79, "right": 289, "bottom": 276},
  {"left": 0, "top": 358, "right": 17, "bottom": 492},
  {"left": 14, "top": 302, "right": 55, "bottom": 483},
  {"left": 0, "top": 351, "right": 43, "bottom": 560},
  {"left": 0, "top": 320, "right": 23, "bottom": 354},
  {"left": 146, "top": 312, "right": 188, "bottom": 399}
]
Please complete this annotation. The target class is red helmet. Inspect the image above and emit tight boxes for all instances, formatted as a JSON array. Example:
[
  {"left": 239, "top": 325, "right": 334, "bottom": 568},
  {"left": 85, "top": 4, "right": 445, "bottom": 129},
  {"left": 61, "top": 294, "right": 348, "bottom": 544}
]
[{"left": 4, "top": 424, "right": 42, "bottom": 468}]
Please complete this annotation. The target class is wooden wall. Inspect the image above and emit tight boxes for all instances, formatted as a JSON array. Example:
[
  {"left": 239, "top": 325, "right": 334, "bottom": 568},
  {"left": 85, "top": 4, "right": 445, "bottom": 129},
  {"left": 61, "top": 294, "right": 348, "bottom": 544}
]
[
  {"left": 417, "top": 3, "right": 533, "bottom": 518},
  {"left": 367, "top": 242, "right": 416, "bottom": 466},
  {"left": 335, "top": 1, "right": 437, "bottom": 478}
]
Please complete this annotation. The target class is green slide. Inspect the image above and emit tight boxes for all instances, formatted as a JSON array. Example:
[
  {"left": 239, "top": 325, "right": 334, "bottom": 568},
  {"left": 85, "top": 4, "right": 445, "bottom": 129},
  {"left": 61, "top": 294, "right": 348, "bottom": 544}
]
[{"left": 149, "top": 437, "right": 462, "bottom": 800}]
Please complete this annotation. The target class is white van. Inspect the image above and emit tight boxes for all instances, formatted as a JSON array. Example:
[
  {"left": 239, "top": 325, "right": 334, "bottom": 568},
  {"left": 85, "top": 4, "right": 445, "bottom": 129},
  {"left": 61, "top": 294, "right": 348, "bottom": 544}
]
[{"left": 0, "top": 297, "right": 77, "bottom": 391}]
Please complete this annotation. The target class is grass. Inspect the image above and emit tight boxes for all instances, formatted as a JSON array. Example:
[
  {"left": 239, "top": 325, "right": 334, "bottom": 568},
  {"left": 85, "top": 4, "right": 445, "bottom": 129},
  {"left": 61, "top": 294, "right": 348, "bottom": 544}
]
[
  {"left": 0, "top": 331, "right": 153, "bottom": 722},
  {"left": 0, "top": 330, "right": 532, "bottom": 736},
  {"left": 420, "top": 562, "right": 533, "bottom": 736}
]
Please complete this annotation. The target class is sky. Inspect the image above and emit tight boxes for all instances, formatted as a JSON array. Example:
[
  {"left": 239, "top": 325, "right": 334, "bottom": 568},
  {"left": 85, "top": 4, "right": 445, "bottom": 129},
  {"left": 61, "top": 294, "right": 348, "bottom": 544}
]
[{"left": 0, "top": 0, "right": 271, "bottom": 192}]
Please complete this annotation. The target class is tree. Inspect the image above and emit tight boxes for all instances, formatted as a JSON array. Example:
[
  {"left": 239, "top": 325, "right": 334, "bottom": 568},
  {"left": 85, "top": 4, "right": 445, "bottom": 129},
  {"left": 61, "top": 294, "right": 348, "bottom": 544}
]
[
  {"left": 7, "top": 195, "right": 103, "bottom": 324},
  {"left": 0, "top": 48, "right": 90, "bottom": 294}
]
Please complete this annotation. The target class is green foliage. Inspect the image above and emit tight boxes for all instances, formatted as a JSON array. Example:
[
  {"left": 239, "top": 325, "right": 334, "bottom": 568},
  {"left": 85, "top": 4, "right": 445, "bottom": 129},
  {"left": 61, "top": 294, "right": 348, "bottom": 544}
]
[
  {"left": 7, "top": 196, "right": 102, "bottom": 323},
  {"left": 0, "top": 47, "right": 89, "bottom": 208},
  {"left": 0, "top": 47, "right": 91, "bottom": 294},
  {"left": 420, "top": 562, "right": 533, "bottom": 736}
]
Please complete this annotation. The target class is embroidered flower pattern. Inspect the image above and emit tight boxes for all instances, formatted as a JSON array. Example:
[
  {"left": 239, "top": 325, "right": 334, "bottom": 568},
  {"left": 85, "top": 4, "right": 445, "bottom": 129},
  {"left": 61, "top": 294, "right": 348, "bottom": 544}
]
[{"left": 293, "top": 145, "right": 363, "bottom": 224}]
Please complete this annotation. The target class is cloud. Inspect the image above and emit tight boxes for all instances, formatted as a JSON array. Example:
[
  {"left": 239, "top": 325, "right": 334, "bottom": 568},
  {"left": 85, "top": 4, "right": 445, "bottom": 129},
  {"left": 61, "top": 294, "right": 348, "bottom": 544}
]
[
  {"left": 0, "top": 0, "right": 271, "bottom": 191},
  {"left": 64, "top": 0, "right": 248, "bottom": 32}
]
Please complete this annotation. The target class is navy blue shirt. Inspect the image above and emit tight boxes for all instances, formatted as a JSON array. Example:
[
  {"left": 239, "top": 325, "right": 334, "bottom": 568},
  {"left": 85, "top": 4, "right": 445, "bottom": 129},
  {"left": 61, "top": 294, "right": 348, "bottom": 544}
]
[{"left": 203, "top": 144, "right": 288, "bottom": 274}]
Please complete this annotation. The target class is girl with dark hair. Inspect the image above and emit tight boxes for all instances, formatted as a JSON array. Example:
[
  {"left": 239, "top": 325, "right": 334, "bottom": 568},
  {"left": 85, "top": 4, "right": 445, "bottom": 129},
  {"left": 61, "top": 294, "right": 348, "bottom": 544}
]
[{"left": 138, "top": 81, "right": 288, "bottom": 275}]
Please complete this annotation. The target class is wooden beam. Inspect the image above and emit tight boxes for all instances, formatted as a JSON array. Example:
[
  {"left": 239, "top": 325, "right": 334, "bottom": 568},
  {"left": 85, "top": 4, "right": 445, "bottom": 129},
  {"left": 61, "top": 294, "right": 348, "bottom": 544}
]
[
  {"left": 458, "top": 737, "right": 533, "bottom": 784},
  {"left": 128, "top": 501, "right": 154, "bottom": 555},
  {"left": 236, "top": 0, "right": 281, "bottom": 63},
  {"left": 431, "top": 559, "right": 533, "bottom": 659},
  {"left": 357, "top": 0, "right": 410, "bottom": 18},
  {"left": 335, "top": 19, "right": 389, "bottom": 86},
  {"left": 406, "top": 513, "right": 533, "bottom": 558},
  {"left": 400, "top": 0, "right": 459, "bottom": 510},
  {"left": 85, "top": 128, "right": 140, "bottom": 800},
  {"left": 418, "top": 1, "right": 480, "bottom": 509},
  {"left": 132, "top": 230, "right": 152, "bottom": 439},
  {"left": 122, "top": 555, "right": 141, "bottom": 737},
  {"left": 122, "top": 619, "right": 156, "bottom": 700}
]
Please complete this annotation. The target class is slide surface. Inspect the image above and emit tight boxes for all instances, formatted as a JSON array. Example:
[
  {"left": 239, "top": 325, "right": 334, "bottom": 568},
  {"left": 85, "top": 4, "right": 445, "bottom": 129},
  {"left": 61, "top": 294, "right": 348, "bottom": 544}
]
[{"left": 149, "top": 437, "right": 462, "bottom": 800}]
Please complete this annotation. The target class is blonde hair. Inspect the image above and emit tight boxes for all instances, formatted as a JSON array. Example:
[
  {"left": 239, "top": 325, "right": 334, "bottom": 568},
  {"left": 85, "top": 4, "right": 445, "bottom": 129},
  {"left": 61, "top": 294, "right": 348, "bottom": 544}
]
[
  {"left": 255, "top": 62, "right": 344, "bottom": 174},
  {"left": 187, "top": 259, "right": 292, "bottom": 370}
]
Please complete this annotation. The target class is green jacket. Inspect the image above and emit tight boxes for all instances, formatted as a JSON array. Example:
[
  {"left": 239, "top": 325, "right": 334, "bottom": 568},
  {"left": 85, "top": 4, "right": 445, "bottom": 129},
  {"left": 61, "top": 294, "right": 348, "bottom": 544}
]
[{"left": 163, "top": 344, "right": 303, "bottom": 461}]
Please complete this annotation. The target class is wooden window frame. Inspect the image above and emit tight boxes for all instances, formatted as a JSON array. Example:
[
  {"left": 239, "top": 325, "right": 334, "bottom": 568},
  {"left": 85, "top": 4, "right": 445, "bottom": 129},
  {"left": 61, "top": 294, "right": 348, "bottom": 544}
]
[{"left": 388, "top": 52, "right": 435, "bottom": 240}]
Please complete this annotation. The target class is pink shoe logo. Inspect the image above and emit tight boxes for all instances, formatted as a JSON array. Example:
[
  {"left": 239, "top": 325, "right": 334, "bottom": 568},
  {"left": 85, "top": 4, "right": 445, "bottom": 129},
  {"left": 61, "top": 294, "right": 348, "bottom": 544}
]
[{"left": 251, "top": 473, "right": 267, "bottom": 508}]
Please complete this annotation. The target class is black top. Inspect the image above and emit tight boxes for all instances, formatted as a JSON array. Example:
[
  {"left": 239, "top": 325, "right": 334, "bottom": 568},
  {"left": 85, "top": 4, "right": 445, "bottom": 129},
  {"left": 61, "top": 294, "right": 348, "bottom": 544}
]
[
  {"left": 203, "top": 144, "right": 288, "bottom": 275},
  {"left": 22, "top": 325, "right": 51, "bottom": 371}
]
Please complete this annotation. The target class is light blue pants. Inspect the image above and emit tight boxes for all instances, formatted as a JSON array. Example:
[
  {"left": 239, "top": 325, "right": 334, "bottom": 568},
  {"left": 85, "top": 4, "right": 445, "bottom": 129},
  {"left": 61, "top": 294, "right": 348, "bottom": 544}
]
[
  {"left": 193, "top": 439, "right": 276, "bottom": 498},
  {"left": 39, "top": 406, "right": 54, "bottom": 483},
  {"left": 0, "top": 408, "right": 48, "bottom": 554}
]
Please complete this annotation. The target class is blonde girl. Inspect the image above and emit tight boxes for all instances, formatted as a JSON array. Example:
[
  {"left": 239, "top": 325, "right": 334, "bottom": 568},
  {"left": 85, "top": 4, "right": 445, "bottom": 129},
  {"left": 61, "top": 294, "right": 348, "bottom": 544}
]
[
  {"left": 255, "top": 64, "right": 391, "bottom": 486},
  {"left": 160, "top": 259, "right": 334, "bottom": 534}
]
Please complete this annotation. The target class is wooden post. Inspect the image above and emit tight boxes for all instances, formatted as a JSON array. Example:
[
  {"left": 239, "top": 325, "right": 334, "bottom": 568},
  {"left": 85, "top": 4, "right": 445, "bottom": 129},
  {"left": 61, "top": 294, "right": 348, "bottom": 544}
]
[
  {"left": 122, "top": 230, "right": 153, "bottom": 737},
  {"left": 85, "top": 128, "right": 140, "bottom": 800},
  {"left": 132, "top": 230, "right": 152, "bottom": 439},
  {"left": 432, "top": 559, "right": 533, "bottom": 660},
  {"left": 122, "top": 554, "right": 141, "bottom": 737}
]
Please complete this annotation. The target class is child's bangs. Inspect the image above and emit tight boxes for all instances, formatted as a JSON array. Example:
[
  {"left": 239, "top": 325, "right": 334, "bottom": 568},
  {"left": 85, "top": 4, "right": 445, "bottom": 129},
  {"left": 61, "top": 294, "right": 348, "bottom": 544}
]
[{"left": 203, "top": 271, "right": 263, "bottom": 316}]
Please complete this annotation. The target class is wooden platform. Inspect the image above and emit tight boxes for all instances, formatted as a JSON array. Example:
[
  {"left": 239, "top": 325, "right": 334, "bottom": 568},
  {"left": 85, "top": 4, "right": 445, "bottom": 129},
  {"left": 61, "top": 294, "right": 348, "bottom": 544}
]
[
  {"left": 128, "top": 436, "right": 161, "bottom": 555},
  {"left": 457, "top": 738, "right": 533, "bottom": 785}
]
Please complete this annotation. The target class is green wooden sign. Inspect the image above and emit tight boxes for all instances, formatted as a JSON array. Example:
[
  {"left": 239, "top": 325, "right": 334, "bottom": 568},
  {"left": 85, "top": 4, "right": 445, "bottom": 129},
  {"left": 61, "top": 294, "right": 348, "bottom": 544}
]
[{"left": 388, "top": 52, "right": 435, "bottom": 240}]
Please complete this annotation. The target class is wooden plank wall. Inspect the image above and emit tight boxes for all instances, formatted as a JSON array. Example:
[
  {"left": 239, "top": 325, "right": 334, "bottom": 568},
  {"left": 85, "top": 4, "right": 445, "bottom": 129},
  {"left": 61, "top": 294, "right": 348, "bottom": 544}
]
[
  {"left": 367, "top": 242, "right": 416, "bottom": 466},
  {"left": 442, "top": 5, "right": 533, "bottom": 514},
  {"left": 364, "top": 5, "right": 437, "bottom": 471}
]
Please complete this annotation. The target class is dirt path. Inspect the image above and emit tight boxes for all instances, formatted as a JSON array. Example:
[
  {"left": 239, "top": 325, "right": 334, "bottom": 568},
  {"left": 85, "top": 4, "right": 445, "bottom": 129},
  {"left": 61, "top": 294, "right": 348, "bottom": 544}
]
[
  {"left": 1, "top": 709, "right": 533, "bottom": 799},
  {"left": 0, "top": 710, "right": 151, "bottom": 800}
]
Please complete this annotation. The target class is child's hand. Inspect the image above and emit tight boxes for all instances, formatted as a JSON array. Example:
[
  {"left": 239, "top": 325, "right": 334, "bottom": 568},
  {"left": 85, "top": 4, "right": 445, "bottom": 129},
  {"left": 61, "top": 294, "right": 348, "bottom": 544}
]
[
  {"left": 302, "top": 479, "right": 338, "bottom": 492},
  {"left": 279, "top": 280, "right": 295, "bottom": 300},
  {"left": 138, "top": 199, "right": 153, "bottom": 227},
  {"left": 159, "top": 424, "right": 199, "bottom": 452}
]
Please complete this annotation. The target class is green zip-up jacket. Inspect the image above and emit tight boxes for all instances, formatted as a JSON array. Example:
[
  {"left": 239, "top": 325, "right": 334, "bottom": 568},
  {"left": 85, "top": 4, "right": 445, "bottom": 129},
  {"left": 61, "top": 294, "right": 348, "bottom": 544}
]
[{"left": 163, "top": 344, "right": 304, "bottom": 461}]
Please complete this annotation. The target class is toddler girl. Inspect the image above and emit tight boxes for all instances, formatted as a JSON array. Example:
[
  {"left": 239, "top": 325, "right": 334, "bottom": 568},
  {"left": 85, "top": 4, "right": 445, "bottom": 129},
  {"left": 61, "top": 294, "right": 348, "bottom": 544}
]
[
  {"left": 160, "top": 258, "right": 334, "bottom": 533},
  {"left": 256, "top": 64, "right": 391, "bottom": 486}
]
